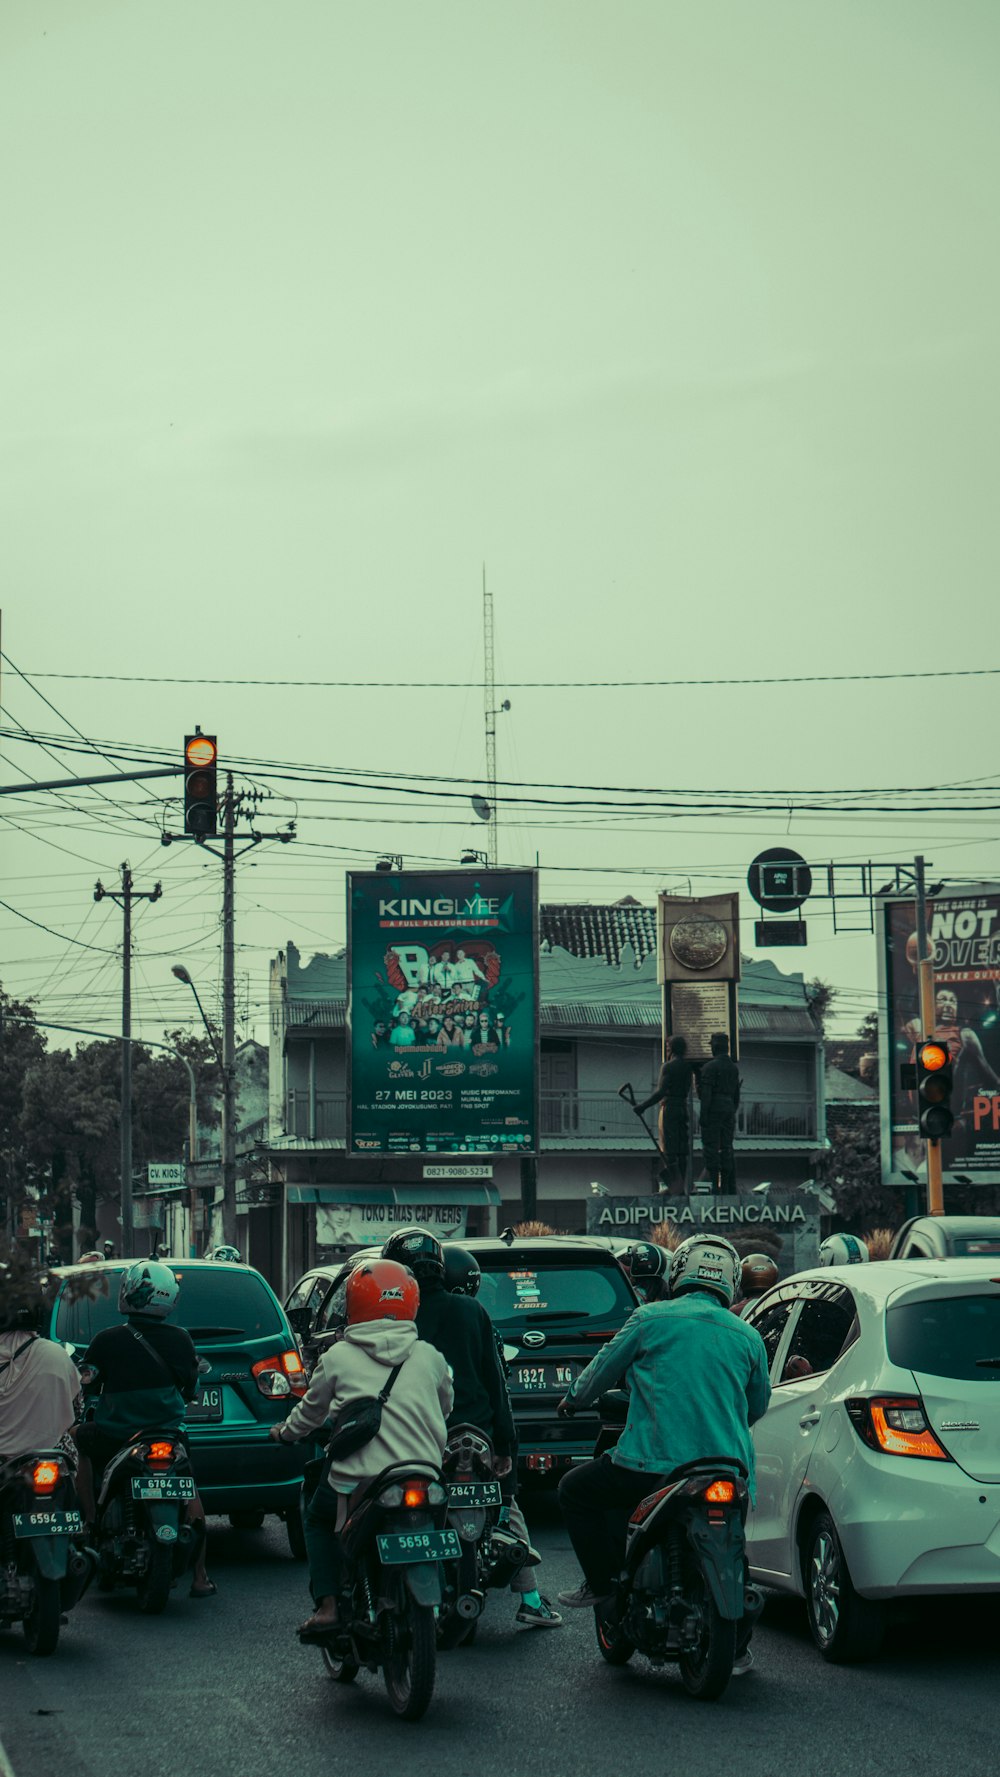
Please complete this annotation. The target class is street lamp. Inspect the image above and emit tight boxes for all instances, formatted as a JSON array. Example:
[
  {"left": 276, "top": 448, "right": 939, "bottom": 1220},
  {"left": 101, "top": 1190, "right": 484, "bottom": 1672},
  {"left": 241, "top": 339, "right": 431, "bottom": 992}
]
[{"left": 172, "top": 963, "right": 236, "bottom": 1248}]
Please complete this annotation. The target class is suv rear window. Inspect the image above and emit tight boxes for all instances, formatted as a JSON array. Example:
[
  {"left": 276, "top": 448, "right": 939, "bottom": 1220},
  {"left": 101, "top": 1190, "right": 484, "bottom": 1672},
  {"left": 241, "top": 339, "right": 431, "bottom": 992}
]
[
  {"left": 952, "top": 1236, "right": 1000, "bottom": 1256},
  {"left": 476, "top": 1262, "right": 634, "bottom": 1326},
  {"left": 55, "top": 1267, "right": 283, "bottom": 1346},
  {"left": 887, "top": 1294, "right": 1000, "bottom": 1382}
]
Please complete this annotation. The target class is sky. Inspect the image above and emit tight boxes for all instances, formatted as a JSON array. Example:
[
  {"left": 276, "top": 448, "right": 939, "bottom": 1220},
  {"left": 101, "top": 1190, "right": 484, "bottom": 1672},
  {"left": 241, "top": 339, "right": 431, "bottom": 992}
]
[{"left": 1, "top": 0, "right": 999, "bottom": 1052}]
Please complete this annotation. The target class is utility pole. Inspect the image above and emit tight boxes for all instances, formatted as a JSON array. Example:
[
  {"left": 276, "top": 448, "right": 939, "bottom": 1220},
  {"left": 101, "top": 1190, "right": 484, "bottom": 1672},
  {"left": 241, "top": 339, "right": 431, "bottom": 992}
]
[
  {"left": 913, "top": 854, "right": 945, "bottom": 1217},
  {"left": 481, "top": 569, "right": 510, "bottom": 869},
  {"left": 94, "top": 864, "right": 162, "bottom": 1259},
  {"left": 221, "top": 774, "right": 237, "bottom": 1249}
]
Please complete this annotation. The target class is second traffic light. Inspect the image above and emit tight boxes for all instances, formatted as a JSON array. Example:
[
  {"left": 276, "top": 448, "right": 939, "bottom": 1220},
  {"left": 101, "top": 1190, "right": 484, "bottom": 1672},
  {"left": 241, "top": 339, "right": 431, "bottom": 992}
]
[
  {"left": 917, "top": 1039, "right": 954, "bottom": 1141},
  {"left": 184, "top": 733, "right": 218, "bottom": 837}
]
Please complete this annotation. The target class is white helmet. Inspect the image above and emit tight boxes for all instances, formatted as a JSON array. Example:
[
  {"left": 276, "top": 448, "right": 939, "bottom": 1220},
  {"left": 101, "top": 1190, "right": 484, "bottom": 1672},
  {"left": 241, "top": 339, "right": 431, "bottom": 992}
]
[
  {"left": 118, "top": 1260, "right": 179, "bottom": 1319},
  {"left": 818, "top": 1234, "right": 869, "bottom": 1267},
  {"left": 208, "top": 1246, "right": 242, "bottom": 1263},
  {"left": 668, "top": 1234, "right": 742, "bottom": 1307}
]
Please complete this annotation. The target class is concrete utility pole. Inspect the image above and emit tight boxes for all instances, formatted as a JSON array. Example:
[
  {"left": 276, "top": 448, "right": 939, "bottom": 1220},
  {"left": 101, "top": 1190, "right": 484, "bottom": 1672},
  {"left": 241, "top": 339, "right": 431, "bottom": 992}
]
[
  {"left": 221, "top": 774, "right": 237, "bottom": 1249},
  {"left": 913, "top": 854, "right": 945, "bottom": 1217},
  {"left": 94, "top": 864, "right": 162, "bottom": 1259}
]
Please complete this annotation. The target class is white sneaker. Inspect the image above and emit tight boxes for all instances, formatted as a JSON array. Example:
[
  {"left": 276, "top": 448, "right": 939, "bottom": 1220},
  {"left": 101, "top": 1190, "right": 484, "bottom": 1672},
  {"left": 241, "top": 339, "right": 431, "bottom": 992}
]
[
  {"left": 556, "top": 1583, "right": 612, "bottom": 1610},
  {"left": 731, "top": 1649, "right": 755, "bottom": 1676}
]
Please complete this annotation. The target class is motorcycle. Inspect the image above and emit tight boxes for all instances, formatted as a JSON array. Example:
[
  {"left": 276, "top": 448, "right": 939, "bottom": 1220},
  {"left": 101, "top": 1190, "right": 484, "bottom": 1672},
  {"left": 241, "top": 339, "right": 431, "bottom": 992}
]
[
  {"left": 303, "top": 1458, "right": 460, "bottom": 1721},
  {"left": 0, "top": 1448, "right": 92, "bottom": 1655},
  {"left": 436, "top": 1424, "right": 505, "bottom": 1648},
  {"left": 92, "top": 1430, "right": 199, "bottom": 1614},
  {"left": 588, "top": 1390, "right": 762, "bottom": 1701}
]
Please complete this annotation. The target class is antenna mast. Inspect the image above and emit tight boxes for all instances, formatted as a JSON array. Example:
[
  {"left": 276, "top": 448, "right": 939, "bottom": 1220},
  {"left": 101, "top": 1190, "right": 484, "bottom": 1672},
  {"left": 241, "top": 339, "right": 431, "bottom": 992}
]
[{"left": 483, "top": 566, "right": 498, "bottom": 866}]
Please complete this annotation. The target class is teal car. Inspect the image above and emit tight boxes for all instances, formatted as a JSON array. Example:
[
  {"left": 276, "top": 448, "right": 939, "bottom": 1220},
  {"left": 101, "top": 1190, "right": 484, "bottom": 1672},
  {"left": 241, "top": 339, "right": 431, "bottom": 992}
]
[{"left": 51, "top": 1260, "right": 308, "bottom": 1557}]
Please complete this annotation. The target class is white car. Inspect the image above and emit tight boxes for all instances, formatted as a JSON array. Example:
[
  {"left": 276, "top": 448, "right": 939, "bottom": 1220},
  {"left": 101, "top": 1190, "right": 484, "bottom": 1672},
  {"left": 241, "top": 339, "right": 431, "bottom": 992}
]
[{"left": 743, "top": 1259, "right": 1000, "bottom": 1662}]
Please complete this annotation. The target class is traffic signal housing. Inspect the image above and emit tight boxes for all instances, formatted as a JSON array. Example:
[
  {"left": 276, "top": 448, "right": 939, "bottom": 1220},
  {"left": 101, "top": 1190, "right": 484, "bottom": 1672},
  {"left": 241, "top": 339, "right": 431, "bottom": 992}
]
[
  {"left": 917, "top": 1039, "right": 954, "bottom": 1142},
  {"left": 184, "top": 733, "right": 218, "bottom": 837}
]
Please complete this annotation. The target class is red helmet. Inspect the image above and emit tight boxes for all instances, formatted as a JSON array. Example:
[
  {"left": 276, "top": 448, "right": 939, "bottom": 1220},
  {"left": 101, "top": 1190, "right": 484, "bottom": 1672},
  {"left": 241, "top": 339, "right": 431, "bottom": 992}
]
[{"left": 346, "top": 1259, "right": 419, "bottom": 1326}]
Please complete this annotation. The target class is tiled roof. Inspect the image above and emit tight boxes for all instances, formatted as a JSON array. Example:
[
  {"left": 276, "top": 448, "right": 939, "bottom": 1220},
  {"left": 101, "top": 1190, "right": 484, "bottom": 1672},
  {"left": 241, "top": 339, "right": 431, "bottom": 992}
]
[
  {"left": 825, "top": 1063, "right": 878, "bottom": 1104},
  {"left": 541, "top": 901, "right": 657, "bottom": 967}
]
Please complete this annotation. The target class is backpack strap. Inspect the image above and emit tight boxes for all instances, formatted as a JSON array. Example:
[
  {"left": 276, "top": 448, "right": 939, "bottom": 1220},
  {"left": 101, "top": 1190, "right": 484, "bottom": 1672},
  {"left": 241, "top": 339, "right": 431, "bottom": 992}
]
[
  {"left": 129, "top": 1328, "right": 181, "bottom": 1390},
  {"left": 0, "top": 1335, "right": 38, "bottom": 1381},
  {"left": 377, "top": 1362, "right": 405, "bottom": 1405}
]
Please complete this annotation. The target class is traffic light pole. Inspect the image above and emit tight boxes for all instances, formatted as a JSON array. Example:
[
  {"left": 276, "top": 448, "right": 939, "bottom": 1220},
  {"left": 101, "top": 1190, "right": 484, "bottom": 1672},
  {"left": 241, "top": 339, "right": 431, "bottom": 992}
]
[
  {"left": 913, "top": 855, "right": 945, "bottom": 1217},
  {"left": 221, "top": 775, "right": 237, "bottom": 1250},
  {"left": 94, "top": 864, "right": 163, "bottom": 1259}
]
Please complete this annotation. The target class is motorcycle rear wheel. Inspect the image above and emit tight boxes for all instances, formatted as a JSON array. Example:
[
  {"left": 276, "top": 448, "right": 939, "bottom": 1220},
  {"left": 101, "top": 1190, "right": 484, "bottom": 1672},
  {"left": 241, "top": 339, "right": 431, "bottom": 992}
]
[
  {"left": 595, "top": 1604, "right": 635, "bottom": 1667},
  {"left": 383, "top": 1595, "right": 437, "bottom": 1721},
  {"left": 677, "top": 1567, "right": 736, "bottom": 1701},
  {"left": 22, "top": 1574, "right": 61, "bottom": 1656},
  {"left": 437, "top": 1543, "right": 480, "bottom": 1650},
  {"left": 136, "top": 1542, "right": 174, "bottom": 1615}
]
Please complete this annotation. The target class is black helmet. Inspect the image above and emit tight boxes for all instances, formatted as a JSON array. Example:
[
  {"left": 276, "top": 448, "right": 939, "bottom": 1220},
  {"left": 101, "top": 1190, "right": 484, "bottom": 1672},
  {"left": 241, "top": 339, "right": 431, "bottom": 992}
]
[
  {"left": 624, "top": 1241, "right": 668, "bottom": 1283},
  {"left": 443, "top": 1245, "right": 481, "bottom": 1297},
  {"left": 382, "top": 1226, "right": 445, "bottom": 1282}
]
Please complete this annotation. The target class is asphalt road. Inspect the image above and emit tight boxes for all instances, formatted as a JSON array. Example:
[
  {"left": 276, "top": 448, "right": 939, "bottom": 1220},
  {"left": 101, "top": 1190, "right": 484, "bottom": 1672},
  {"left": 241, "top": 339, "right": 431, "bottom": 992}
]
[{"left": 2, "top": 1498, "right": 999, "bottom": 1777}]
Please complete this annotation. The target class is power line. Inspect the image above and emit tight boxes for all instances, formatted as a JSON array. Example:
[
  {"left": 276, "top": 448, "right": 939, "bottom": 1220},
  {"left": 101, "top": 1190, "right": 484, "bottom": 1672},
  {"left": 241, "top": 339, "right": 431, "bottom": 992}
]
[{"left": 15, "top": 665, "right": 1000, "bottom": 689}]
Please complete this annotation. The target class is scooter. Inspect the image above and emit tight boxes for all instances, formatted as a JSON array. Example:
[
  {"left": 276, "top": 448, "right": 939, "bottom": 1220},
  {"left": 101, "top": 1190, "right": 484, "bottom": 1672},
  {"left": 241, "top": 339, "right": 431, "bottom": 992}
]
[
  {"left": 436, "top": 1424, "right": 504, "bottom": 1648},
  {"left": 584, "top": 1390, "right": 762, "bottom": 1701},
  {"left": 0, "top": 1448, "right": 92, "bottom": 1655},
  {"left": 303, "top": 1459, "right": 460, "bottom": 1721},
  {"left": 92, "top": 1430, "right": 199, "bottom": 1614}
]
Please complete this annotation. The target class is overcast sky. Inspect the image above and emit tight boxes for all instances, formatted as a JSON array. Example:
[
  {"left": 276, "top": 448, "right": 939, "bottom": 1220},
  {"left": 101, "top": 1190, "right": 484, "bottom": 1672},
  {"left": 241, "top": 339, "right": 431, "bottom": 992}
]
[{"left": 2, "top": 0, "right": 998, "bottom": 1051}]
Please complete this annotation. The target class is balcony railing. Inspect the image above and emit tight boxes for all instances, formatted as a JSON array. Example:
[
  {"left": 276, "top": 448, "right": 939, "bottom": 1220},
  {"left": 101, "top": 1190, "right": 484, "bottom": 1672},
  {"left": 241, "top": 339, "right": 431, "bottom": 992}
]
[{"left": 284, "top": 1088, "right": 816, "bottom": 1145}]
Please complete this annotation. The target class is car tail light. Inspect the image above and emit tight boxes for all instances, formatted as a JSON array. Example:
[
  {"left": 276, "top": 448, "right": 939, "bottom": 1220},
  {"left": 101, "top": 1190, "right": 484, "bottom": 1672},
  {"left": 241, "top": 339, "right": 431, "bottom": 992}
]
[
  {"left": 846, "top": 1396, "right": 952, "bottom": 1461},
  {"left": 704, "top": 1479, "right": 736, "bottom": 1504},
  {"left": 31, "top": 1460, "right": 61, "bottom": 1497},
  {"left": 252, "top": 1353, "right": 307, "bottom": 1398}
]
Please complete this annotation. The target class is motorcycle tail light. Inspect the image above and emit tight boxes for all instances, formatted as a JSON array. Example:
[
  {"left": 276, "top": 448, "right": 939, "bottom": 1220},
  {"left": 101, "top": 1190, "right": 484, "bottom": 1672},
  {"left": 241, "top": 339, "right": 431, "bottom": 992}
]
[
  {"left": 379, "top": 1485, "right": 405, "bottom": 1507},
  {"left": 846, "top": 1396, "right": 951, "bottom": 1461},
  {"left": 704, "top": 1479, "right": 736, "bottom": 1504},
  {"left": 252, "top": 1356, "right": 292, "bottom": 1397},
  {"left": 147, "top": 1441, "right": 175, "bottom": 1471},
  {"left": 31, "top": 1460, "right": 61, "bottom": 1496},
  {"left": 403, "top": 1484, "right": 427, "bottom": 1508}
]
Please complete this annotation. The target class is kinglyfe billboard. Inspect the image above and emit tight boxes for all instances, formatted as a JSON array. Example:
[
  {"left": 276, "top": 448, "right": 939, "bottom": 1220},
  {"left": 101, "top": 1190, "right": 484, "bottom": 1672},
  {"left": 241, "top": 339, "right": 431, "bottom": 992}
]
[
  {"left": 347, "top": 869, "right": 539, "bottom": 1156},
  {"left": 879, "top": 884, "right": 1000, "bottom": 1185}
]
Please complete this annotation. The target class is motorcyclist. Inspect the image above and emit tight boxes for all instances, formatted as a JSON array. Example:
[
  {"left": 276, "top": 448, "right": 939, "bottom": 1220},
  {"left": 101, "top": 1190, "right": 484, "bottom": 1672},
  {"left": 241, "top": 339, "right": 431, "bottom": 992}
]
[
  {"left": 731, "top": 1252, "right": 779, "bottom": 1317},
  {"left": 268, "top": 1257, "right": 453, "bottom": 1641},
  {"left": 620, "top": 1241, "right": 669, "bottom": 1304},
  {"left": 555, "top": 1233, "right": 770, "bottom": 1675},
  {"left": 74, "top": 1260, "right": 215, "bottom": 1597},
  {"left": 438, "top": 1241, "right": 561, "bottom": 1630},
  {"left": 0, "top": 1264, "right": 81, "bottom": 1472},
  {"left": 386, "top": 1228, "right": 561, "bottom": 1630},
  {"left": 818, "top": 1234, "right": 869, "bottom": 1266}
]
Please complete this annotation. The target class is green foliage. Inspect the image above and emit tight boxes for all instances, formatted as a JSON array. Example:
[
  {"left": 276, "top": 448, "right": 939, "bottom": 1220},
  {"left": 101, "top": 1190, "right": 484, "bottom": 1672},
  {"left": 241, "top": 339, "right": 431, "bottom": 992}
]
[{"left": 806, "top": 978, "right": 836, "bottom": 1033}]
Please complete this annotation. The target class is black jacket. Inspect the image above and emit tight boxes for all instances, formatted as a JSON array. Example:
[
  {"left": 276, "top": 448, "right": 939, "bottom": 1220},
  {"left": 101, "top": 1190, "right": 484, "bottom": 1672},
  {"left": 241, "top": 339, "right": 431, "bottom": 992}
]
[{"left": 415, "top": 1285, "right": 516, "bottom": 1457}]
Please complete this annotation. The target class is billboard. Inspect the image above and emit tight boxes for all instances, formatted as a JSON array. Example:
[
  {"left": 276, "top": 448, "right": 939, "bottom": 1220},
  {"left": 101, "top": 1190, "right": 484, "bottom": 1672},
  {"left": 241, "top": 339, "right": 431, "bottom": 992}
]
[
  {"left": 347, "top": 869, "right": 538, "bottom": 1155},
  {"left": 879, "top": 885, "right": 1000, "bottom": 1185},
  {"left": 317, "top": 1201, "right": 468, "bottom": 1249}
]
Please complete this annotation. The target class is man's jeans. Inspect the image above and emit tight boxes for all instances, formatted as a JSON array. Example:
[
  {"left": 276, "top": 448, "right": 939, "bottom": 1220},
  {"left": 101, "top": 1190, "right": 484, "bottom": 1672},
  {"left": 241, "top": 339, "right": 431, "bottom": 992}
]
[{"left": 558, "top": 1454, "right": 658, "bottom": 1595}]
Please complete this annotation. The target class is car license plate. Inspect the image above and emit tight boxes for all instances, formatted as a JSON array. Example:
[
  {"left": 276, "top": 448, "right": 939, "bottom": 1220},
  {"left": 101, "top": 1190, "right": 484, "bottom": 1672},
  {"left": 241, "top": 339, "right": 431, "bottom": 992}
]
[
  {"left": 131, "top": 1476, "right": 196, "bottom": 1501},
  {"left": 377, "top": 1529, "right": 462, "bottom": 1565},
  {"left": 12, "top": 1509, "right": 83, "bottom": 1539},
  {"left": 511, "top": 1362, "right": 578, "bottom": 1394},
  {"left": 184, "top": 1386, "right": 223, "bottom": 1423},
  {"left": 447, "top": 1481, "right": 502, "bottom": 1507}
]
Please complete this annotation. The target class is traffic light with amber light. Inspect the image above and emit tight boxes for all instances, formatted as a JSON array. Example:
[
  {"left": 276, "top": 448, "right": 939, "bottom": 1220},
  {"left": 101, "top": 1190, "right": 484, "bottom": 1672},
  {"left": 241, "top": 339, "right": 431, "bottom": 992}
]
[
  {"left": 917, "top": 1040, "right": 954, "bottom": 1142},
  {"left": 184, "top": 733, "right": 218, "bottom": 837}
]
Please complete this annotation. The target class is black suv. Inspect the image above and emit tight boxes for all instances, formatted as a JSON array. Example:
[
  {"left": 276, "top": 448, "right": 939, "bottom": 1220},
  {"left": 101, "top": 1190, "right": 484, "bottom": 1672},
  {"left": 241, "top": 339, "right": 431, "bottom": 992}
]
[
  {"left": 888, "top": 1215, "right": 1000, "bottom": 1259},
  {"left": 454, "top": 1236, "right": 637, "bottom": 1480}
]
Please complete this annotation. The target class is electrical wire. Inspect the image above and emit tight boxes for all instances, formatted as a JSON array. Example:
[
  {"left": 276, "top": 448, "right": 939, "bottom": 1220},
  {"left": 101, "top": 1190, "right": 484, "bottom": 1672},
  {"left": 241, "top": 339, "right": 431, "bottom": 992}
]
[{"left": 16, "top": 665, "right": 1000, "bottom": 689}]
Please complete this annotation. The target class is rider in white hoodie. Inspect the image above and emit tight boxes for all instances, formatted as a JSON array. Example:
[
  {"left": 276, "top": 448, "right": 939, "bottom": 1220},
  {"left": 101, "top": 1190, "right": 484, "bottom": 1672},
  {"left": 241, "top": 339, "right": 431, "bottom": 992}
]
[{"left": 271, "top": 1258, "right": 453, "bottom": 1638}]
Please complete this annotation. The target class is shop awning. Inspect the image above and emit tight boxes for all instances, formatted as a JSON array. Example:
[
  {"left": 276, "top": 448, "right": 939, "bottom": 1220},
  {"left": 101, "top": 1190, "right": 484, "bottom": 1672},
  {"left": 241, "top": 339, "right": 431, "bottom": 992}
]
[{"left": 287, "top": 1182, "right": 500, "bottom": 1208}]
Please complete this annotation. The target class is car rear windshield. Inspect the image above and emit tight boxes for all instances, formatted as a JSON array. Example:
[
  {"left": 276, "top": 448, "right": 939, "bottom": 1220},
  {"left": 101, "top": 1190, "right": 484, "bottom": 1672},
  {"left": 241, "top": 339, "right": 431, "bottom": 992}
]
[
  {"left": 476, "top": 1261, "right": 634, "bottom": 1327},
  {"left": 952, "top": 1236, "right": 1000, "bottom": 1256},
  {"left": 55, "top": 1267, "right": 283, "bottom": 1347},
  {"left": 887, "top": 1294, "right": 1000, "bottom": 1381}
]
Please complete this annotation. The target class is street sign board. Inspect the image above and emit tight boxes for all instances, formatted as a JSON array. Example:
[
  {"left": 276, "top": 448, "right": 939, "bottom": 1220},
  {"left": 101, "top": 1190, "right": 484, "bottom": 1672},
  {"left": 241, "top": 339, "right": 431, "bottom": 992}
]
[
  {"left": 754, "top": 919, "right": 808, "bottom": 947},
  {"left": 747, "top": 849, "right": 812, "bottom": 912},
  {"left": 146, "top": 1164, "right": 185, "bottom": 1191},
  {"left": 422, "top": 1163, "right": 493, "bottom": 1180}
]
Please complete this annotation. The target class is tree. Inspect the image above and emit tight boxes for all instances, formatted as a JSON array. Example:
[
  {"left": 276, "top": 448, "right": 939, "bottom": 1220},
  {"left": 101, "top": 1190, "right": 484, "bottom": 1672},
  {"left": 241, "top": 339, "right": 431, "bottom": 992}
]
[
  {"left": 0, "top": 987, "right": 47, "bottom": 1238},
  {"left": 806, "top": 978, "right": 836, "bottom": 1033}
]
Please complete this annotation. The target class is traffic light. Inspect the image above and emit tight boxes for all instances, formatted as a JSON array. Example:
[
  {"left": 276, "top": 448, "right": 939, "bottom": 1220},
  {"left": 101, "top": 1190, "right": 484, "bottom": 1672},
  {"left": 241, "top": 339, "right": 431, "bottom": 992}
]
[
  {"left": 184, "top": 733, "right": 218, "bottom": 837},
  {"left": 917, "top": 1039, "right": 954, "bottom": 1141}
]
